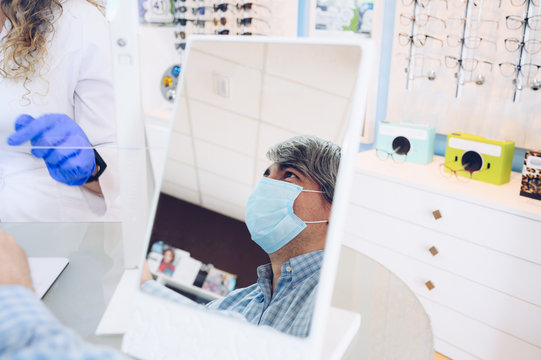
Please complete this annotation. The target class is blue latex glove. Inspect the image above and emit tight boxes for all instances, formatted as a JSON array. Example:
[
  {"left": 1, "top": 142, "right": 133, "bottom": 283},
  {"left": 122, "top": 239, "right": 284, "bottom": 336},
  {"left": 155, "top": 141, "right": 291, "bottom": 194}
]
[{"left": 7, "top": 114, "right": 96, "bottom": 186}]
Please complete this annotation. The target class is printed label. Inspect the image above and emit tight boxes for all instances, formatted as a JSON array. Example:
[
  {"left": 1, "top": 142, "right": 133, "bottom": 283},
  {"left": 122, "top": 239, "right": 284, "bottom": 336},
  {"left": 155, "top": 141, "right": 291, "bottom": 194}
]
[
  {"left": 379, "top": 124, "right": 428, "bottom": 140},
  {"left": 448, "top": 138, "right": 502, "bottom": 157},
  {"left": 527, "top": 156, "right": 541, "bottom": 170}
]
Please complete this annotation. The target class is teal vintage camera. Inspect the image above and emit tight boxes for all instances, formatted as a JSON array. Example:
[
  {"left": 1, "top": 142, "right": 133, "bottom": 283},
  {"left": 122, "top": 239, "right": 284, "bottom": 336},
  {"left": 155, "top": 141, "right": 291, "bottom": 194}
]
[{"left": 376, "top": 122, "right": 435, "bottom": 164}]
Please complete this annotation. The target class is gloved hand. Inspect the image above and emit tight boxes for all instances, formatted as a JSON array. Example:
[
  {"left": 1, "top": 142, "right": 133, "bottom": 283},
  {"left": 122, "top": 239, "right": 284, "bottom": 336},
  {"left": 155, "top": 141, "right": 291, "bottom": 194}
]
[{"left": 7, "top": 113, "right": 96, "bottom": 186}]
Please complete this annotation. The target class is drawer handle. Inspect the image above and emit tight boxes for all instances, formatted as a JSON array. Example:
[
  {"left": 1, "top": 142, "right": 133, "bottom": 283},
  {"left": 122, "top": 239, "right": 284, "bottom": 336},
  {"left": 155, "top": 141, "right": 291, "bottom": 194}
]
[
  {"left": 432, "top": 210, "right": 442, "bottom": 220},
  {"left": 428, "top": 246, "right": 439, "bottom": 256},
  {"left": 425, "top": 281, "right": 435, "bottom": 291}
]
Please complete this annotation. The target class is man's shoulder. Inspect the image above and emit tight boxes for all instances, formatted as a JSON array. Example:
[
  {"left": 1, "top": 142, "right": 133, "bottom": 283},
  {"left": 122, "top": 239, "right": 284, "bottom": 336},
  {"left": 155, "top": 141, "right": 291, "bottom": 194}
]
[{"left": 206, "top": 283, "right": 261, "bottom": 310}]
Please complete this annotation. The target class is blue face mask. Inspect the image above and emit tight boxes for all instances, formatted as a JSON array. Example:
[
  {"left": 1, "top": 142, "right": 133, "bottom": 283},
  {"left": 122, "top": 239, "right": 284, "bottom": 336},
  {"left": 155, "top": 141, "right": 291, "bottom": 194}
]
[{"left": 245, "top": 177, "right": 328, "bottom": 254}]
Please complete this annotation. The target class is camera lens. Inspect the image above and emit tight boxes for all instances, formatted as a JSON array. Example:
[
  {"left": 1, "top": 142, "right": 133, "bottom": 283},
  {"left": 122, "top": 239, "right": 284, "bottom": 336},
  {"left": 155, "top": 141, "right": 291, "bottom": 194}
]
[
  {"left": 392, "top": 136, "right": 411, "bottom": 155},
  {"left": 461, "top": 151, "right": 483, "bottom": 172}
]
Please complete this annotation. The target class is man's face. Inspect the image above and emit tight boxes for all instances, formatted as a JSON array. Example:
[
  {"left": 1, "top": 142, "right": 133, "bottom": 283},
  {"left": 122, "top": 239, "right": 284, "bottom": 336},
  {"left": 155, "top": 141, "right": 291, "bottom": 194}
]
[{"left": 263, "top": 163, "right": 331, "bottom": 223}]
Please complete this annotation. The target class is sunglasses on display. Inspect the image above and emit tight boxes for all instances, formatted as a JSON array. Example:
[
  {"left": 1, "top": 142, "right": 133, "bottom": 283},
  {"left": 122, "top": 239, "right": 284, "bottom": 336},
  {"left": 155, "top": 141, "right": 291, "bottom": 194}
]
[
  {"left": 237, "top": 17, "right": 271, "bottom": 28},
  {"left": 445, "top": 56, "right": 493, "bottom": 72},
  {"left": 237, "top": 31, "right": 267, "bottom": 35},
  {"left": 504, "top": 38, "right": 541, "bottom": 54},
  {"left": 192, "top": 19, "right": 213, "bottom": 27},
  {"left": 213, "top": 29, "right": 267, "bottom": 36},
  {"left": 213, "top": 17, "right": 228, "bottom": 26},
  {"left": 398, "top": 33, "right": 444, "bottom": 47},
  {"left": 192, "top": 6, "right": 209, "bottom": 15},
  {"left": 174, "top": 18, "right": 193, "bottom": 26},
  {"left": 236, "top": 2, "right": 271, "bottom": 12}
]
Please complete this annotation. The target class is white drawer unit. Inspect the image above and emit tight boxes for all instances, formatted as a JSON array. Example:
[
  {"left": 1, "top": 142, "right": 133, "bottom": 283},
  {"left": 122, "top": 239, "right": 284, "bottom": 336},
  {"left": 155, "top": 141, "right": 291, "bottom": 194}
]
[
  {"left": 351, "top": 173, "right": 541, "bottom": 265},
  {"left": 346, "top": 151, "right": 541, "bottom": 360}
]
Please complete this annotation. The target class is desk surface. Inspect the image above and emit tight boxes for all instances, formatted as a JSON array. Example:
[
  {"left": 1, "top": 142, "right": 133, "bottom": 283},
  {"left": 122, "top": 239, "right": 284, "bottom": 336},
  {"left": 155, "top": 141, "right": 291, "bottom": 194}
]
[{"left": 1, "top": 222, "right": 126, "bottom": 348}]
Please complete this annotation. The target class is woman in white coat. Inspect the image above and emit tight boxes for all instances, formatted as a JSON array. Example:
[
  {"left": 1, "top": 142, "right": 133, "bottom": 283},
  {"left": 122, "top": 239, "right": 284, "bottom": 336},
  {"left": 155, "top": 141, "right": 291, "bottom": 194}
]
[{"left": 0, "top": 0, "right": 120, "bottom": 221}]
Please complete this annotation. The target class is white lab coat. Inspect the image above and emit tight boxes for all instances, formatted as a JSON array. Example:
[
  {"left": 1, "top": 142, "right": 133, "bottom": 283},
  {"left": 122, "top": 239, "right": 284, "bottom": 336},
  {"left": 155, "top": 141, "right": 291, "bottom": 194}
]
[{"left": 0, "top": 0, "right": 120, "bottom": 222}]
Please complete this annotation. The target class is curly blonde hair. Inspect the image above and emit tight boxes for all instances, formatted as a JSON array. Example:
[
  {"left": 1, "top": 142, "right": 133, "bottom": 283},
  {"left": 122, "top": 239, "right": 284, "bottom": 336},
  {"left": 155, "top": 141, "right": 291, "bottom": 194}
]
[{"left": 0, "top": 0, "right": 103, "bottom": 91}]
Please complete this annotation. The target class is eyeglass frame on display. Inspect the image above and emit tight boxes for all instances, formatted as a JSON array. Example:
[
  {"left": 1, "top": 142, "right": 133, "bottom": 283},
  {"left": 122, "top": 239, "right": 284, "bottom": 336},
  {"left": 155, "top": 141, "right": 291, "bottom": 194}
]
[
  {"left": 439, "top": 162, "right": 480, "bottom": 182},
  {"left": 446, "top": 34, "right": 496, "bottom": 49},
  {"left": 398, "top": 32, "right": 444, "bottom": 47},
  {"left": 399, "top": 13, "right": 447, "bottom": 28},
  {"left": 401, "top": 53, "right": 442, "bottom": 64},
  {"left": 403, "top": 54, "right": 442, "bottom": 80},
  {"left": 510, "top": 0, "right": 540, "bottom": 7},
  {"left": 447, "top": 17, "right": 499, "bottom": 30},
  {"left": 505, "top": 15, "right": 541, "bottom": 31},
  {"left": 504, "top": 38, "right": 541, "bottom": 54},
  {"left": 445, "top": 56, "right": 493, "bottom": 72},
  {"left": 498, "top": 62, "right": 541, "bottom": 78},
  {"left": 402, "top": 0, "right": 449, "bottom": 9},
  {"left": 375, "top": 149, "right": 409, "bottom": 163}
]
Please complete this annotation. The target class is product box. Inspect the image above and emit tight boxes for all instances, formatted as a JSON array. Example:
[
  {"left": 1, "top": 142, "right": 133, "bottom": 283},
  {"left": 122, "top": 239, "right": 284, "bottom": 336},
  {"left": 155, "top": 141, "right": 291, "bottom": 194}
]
[
  {"left": 376, "top": 122, "right": 435, "bottom": 164},
  {"left": 520, "top": 150, "right": 541, "bottom": 201},
  {"left": 444, "top": 133, "right": 515, "bottom": 185}
]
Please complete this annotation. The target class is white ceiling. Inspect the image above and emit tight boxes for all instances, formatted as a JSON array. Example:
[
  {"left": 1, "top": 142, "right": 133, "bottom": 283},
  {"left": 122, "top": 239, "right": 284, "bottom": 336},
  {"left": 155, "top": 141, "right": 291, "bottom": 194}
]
[{"left": 161, "top": 40, "right": 361, "bottom": 221}]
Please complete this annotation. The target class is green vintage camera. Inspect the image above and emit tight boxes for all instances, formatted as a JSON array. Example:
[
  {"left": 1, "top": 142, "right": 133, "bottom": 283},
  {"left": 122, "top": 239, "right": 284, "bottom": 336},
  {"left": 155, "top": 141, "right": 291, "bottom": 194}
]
[{"left": 444, "top": 133, "right": 515, "bottom": 185}]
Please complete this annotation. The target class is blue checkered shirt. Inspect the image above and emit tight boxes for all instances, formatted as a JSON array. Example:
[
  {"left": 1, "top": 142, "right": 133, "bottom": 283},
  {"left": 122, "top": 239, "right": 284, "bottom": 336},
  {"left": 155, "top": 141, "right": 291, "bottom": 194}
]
[
  {"left": 142, "top": 250, "right": 323, "bottom": 338},
  {"left": 0, "top": 285, "right": 129, "bottom": 359}
]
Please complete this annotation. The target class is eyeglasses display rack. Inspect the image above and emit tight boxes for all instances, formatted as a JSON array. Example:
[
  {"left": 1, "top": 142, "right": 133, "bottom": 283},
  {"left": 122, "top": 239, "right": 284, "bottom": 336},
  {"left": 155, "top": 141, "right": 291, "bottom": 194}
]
[
  {"left": 386, "top": 0, "right": 540, "bottom": 150},
  {"left": 511, "top": 0, "right": 539, "bottom": 100},
  {"left": 139, "top": 0, "right": 297, "bottom": 103}
]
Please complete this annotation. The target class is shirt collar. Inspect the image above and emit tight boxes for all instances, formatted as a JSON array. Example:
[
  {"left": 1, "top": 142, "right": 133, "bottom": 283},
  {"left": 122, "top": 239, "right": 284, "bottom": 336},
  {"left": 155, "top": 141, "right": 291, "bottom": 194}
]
[{"left": 256, "top": 249, "right": 324, "bottom": 288}]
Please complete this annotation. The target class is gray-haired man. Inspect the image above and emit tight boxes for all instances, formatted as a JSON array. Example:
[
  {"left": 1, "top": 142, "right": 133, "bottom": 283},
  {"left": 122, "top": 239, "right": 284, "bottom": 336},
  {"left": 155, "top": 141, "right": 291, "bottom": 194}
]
[{"left": 142, "top": 135, "right": 342, "bottom": 337}]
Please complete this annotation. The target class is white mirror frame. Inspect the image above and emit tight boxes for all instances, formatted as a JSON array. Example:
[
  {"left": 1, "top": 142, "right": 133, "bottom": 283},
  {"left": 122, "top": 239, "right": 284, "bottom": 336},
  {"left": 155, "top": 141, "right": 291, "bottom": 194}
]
[{"left": 122, "top": 35, "right": 374, "bottom": 360}]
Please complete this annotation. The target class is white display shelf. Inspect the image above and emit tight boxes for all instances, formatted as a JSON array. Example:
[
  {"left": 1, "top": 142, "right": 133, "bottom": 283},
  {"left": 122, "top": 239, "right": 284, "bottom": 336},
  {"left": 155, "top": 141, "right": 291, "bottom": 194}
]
[
  {"left": 153, "top": 273, "right": 224, "bottom": 302},
  {"left": 355, "top": 150, "right": 541, "bottom": 222}
]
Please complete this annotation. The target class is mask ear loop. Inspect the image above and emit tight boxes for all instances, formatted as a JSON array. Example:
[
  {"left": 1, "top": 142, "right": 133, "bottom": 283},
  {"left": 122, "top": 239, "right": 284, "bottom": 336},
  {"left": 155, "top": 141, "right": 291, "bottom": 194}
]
[{"left": 299, "top": 189, "right": 328, "bottom": 223}]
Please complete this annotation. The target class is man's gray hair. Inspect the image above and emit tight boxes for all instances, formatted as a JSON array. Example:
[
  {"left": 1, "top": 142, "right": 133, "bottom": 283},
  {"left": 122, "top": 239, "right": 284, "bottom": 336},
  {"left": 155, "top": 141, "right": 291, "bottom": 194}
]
[{"left": 266, "top": 135, "right": 341, "bottom": 203}]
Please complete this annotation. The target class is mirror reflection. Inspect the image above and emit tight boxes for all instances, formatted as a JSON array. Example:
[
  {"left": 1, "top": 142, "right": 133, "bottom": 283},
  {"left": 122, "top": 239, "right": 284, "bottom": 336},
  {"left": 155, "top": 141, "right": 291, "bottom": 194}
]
[{"left": 140, "top": 39, "right": 362, "bottom": 338}]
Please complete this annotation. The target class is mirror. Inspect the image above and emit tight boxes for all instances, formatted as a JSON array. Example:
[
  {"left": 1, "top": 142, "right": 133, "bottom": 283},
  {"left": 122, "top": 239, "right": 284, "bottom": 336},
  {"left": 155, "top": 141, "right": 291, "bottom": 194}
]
[{"left": 125, "top": 36, "right": 373, "bottom": 359}]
